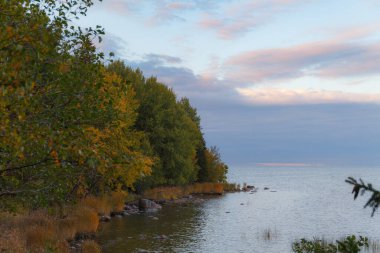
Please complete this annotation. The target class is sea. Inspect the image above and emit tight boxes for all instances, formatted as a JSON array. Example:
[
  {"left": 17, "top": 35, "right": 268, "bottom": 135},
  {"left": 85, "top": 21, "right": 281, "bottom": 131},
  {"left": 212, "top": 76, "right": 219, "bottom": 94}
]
[{"left": 98, "top": 166, "right": 380, "bottom": 253}]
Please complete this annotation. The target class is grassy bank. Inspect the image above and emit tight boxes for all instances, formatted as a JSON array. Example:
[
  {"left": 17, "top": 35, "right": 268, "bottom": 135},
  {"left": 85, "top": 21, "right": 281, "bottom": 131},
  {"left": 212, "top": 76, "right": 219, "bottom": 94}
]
[
  {"left": 143, "top": 182, "right": 240, "bottom": 201},
  {"left": 0, "top": 192, "right": 126, "bottom": 253},
  {"left": 0, "top": 183, "right": 239, "bottom": 253}
]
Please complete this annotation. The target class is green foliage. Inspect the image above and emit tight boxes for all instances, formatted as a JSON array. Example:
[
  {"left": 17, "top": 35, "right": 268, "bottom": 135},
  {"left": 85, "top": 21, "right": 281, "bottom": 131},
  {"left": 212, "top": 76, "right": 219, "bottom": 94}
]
[
  {"left": 107, "top": 61, "right": 228, "bottom": 188},
  {"left": 0, "top": 1, "right": 228, "bottom": 211},
  {"left": 293, "top": 236, "right": 369, "bottom": 253},
  {"left": 199, "top": 146, "right": 228, "bottom": 183},
  {"left": 0, "top": 0, "right": 152, "bottom": 209},
  {"left": 346, "top": 177, "right": 380, "bottom": 216}
]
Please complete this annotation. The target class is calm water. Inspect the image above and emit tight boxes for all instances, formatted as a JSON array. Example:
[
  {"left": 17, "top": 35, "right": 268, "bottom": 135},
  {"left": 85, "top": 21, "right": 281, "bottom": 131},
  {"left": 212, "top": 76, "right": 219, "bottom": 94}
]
[{"left": 98, "top": 166, "right": 380, "bottom": 252}]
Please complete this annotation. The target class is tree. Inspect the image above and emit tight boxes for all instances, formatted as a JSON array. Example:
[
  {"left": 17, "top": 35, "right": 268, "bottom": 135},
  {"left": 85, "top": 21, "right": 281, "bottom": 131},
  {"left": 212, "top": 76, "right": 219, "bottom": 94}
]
[
  {"left": 202, "top": 146, "right": 228, "bottom": 183},
  {"left": 0, "top": 0, "right": 153, "bottom": 209}
]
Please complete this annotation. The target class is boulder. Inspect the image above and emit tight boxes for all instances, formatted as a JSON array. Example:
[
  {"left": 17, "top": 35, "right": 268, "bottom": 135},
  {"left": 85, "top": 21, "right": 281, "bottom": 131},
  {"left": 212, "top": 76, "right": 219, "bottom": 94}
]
[
  {"left": 110, "top": 211, "right": 124, "bottom": 217},
  {"left": 138, "top": 199, "right": 162, "bottom": 211},
  {"left": 99, "top": 215, "right": 111, "bottom": 222}
]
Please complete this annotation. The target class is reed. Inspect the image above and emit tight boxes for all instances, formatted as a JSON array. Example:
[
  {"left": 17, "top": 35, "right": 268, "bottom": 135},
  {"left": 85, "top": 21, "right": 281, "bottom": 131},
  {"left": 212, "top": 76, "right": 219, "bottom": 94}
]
[
  {"left": 109, "top": 191, "right": 127, "bottom": 212},
  {"left": 72, "top": 206, "right": 99, "bottom": 234},
  {"left": 261, "top": 228, "right": 278, "bottom": 241},
  {"left": 0, "top": 190, "right": 130, "bottom": 253},
  {"left": 25, "top": 224, "right": 56, "bottom": 252},
  {"left": 0, "top": 227, "right": 26, "bottom": 253},
  {"left": 82, "top": 240, "right": 102, "bottom": 253},
  {"left": 57, "top": 218, "right": 77, "bottom": 241},
  {"left": 81, "top": 196, "right": 111, "bottom": 215},
  {"left": 223, "top": 183, "right": 240, "bottom": 192},
  {"left": 143, "top": 182, "right": 227, "bottom": 201}
]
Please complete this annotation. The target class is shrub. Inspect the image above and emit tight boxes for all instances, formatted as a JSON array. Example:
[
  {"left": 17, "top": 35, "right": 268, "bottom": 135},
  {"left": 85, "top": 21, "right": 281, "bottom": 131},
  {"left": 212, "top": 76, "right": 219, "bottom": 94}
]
[{"left": 292, "top": 235, "right": 369, "bottom": 253}]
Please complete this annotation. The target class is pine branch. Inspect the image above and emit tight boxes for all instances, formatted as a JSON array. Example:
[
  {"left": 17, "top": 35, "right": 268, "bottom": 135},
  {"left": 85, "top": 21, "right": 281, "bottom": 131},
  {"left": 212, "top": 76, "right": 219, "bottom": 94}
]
[{"left": 346, "top": 177, "right": 380, "bottom": 216}]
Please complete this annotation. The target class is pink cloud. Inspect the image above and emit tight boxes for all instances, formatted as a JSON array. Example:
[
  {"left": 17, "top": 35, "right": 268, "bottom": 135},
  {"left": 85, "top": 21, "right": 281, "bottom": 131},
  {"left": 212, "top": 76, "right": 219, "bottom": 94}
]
[
  {"left": 236, "top": 87, "right": 380, "bottom": 105},
  {"left": 256, "top": 163, "right": 315, "bottom": 167},
  {"left": 224, "top": 36, "right": 380, "bottom": 83},
  {"left": 104, "top": 0, "right": 137, "bottom": 15},
  {"left": 198, "top": 0, "right": 310, "bottom": 39}
]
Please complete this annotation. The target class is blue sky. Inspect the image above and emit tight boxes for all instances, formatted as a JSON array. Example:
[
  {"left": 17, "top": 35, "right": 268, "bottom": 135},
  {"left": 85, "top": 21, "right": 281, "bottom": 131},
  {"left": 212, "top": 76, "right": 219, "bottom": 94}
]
[{"left": 80, "top": 0, "right": 380, "bottom": 167}]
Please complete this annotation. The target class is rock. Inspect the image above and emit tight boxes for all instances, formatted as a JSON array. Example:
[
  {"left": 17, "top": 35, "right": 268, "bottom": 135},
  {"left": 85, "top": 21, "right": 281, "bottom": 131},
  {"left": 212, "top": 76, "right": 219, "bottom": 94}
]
[
  {"left": 110, "top": 211, "right": 124, "bottom": 217},
  {"left": 99, "top": 215, "right": 111, "bottom": 222},
  {"left": 124, "top": 204, "right": 140, "bottom": 215},
  {"left": 124, "top": 204, "right": 133, "bottom": 210},
  {"left": 138, "top": 199, "right": 162, "bottom": 211},
  {"left": 152, "top": 217, "right": 159, "bottom": 220},
  {"left": 246, "top": 185, "right": 255, "bottom": 189},
  {"left": 240, "top": 203, "right": 244, "bottom": 205},
  {"left": 137, "top": 249, "right": 150, "bottom": 253},
  {"left": 154, "top": 234, "right": 168, "bottom": 240},
  {"left": 270, "top": 190, "right": 277, "bottom": 192},
  {"left": 157, "top": 200, "right": 166, "bottom": 205},
  {"left": 264, "top": 187, "right": 269, "bottom": 190},
  {"left": 225, "top": 211, "right": 230, "bottom": 213}
]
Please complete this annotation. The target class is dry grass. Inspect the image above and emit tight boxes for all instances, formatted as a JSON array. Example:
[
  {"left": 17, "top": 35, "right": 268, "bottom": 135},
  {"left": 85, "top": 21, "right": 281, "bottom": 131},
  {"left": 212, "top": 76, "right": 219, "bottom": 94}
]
[
  {"left": 109, "top": 191, "right": 127, "bottom": 212},
  {"left": 144, "top": 186, "right": 185, "bottom": 200},
  {"left": 25, "top": 225, "right": 56, "bottom": 252},
  {"left": 82, "top": 240, "right": 102, "bottom": 253},
  {"left": 81, "top": 196, "right": 111, "bottom": 215},
  {"left": 223, "top": 183, "right": 240, "bottom": 192},
  {"left": 0, "top": 227, "right": 26, "bottom": 253},
  {"left": 143, "top": 183, "right": 226, "bottom": 201},
  {"left": 57, "top": 218, "right": 77, "bottom": 241},
  {"left": 0, "top": 190, "right": 130, "bottom": 253},
  {"left": 72, "top": 206, "right": 99, "bottom": 234}
]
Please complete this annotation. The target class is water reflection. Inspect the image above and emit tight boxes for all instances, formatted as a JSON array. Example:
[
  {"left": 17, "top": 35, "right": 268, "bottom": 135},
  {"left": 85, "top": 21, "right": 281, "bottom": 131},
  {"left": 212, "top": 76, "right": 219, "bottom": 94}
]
[{"left": 98, "top": 200, "right": 208, "bottom": 253}]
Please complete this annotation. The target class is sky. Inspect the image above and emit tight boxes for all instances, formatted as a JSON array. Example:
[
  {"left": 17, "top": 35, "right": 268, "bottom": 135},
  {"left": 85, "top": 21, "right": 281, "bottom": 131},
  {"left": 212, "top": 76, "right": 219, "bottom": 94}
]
[{"left": 79, "top": 0, "right": 380, "bottom": 167}]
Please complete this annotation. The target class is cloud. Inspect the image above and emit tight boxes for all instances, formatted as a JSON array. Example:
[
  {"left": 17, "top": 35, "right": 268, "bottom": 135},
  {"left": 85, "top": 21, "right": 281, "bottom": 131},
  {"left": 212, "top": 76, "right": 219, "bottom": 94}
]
[
  {"left": 103, "top": 0, "right": 140, "bottom": 15},
  {"left": 123, "top": 54, "right": 243, "bottom": 107},
  {"left": 198, "top": 0, "right": 310, "bottom": 39},
  {"left": 224, "top": 38, "right": 380, "bottom": 84},
  {"left": 124, "top": 50, "right": 380, "bottom": 107},
  {"left": 144, "top": 54, "right": 182, "bottom": 65},
  {"left": 145, "top": 2, "right": 191, "bottom": 25},
  {"left": 102, "top": 0, "right": 307, "bottom": 37},
  {"left": 255, "top": 163, "right": 315, "bottom": 167},
  {"left": 236, "top": 87, "right": 380, "bottom": 105},
  {"left": 94, "top": 34, "right": 127, "bottom": 57}
]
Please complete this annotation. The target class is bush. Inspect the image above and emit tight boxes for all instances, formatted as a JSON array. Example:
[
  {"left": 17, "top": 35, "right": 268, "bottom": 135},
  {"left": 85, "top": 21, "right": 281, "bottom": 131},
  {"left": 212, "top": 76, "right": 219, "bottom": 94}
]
[{"left": 292, "top": 235, "right": 369, "bottom": 253}]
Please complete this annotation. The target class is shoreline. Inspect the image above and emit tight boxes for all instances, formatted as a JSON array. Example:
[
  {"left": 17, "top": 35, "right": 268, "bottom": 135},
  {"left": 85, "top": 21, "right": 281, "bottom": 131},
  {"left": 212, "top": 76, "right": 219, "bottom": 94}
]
[{"left": 0, "top": 183, "right": 241, "bottom": 253}]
